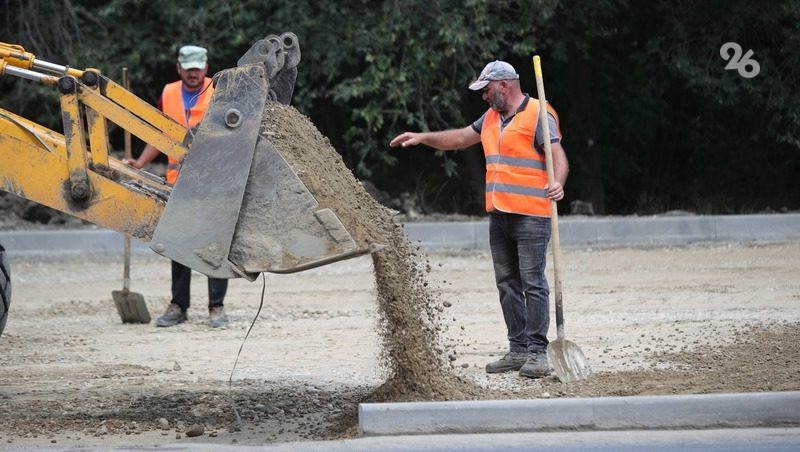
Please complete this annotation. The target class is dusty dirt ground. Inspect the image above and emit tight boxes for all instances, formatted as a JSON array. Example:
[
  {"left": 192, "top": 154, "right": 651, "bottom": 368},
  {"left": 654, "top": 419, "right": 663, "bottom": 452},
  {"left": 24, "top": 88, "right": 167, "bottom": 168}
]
[{"left": 0, "top": 240, "right": 798, "bottom": 448}]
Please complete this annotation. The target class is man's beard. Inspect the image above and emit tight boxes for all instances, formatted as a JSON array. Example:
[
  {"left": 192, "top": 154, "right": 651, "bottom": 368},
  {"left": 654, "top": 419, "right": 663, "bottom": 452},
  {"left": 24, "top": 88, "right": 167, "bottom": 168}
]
[
  {"left": 183, "top": 75, "right": 204, "bottom": 91},
  {"left": 489, "top": 91, "right": 506, "bottom": 112}
]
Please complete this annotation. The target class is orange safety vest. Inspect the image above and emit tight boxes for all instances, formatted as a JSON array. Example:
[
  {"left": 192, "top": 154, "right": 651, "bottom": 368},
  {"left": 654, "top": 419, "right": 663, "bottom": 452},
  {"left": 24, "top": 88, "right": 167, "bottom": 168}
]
[
  {"left": 482, "top": 98, "right": 561, "bottom": 217},
  {"left": 160, "top": 78, "right": 214, "bottom": 185}
]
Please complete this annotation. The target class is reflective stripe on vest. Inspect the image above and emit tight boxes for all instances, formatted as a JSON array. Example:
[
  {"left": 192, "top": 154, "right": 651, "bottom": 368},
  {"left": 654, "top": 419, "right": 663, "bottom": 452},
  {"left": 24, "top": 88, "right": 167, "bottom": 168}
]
[
  {"left": 481, "top": 99, "right": 559, "bottom": 217},
  {"left": 160, "top": 78, "right": 214, "bottom": 185},
  {"left": 485, "top": 154, "right": 547, "bottom": 171},
  {"left": 486, "top": 182, "right": 548, "bottom": 198}
]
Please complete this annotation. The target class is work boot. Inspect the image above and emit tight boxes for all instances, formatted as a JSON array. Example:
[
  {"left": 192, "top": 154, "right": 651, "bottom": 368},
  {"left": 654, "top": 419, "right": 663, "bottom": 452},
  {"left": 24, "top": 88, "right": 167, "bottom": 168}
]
[
  {"left": 209, "top": 305, "right": 229, "bottom": 328},
  {"left": 519, "top": 352, "right": 551, "bottom": 378},
  {"left": 485, "top": 351, "right": 528, "bottom": 374},
  {"left": 156, "top": 303, "right": 187, "bottom": 327}
]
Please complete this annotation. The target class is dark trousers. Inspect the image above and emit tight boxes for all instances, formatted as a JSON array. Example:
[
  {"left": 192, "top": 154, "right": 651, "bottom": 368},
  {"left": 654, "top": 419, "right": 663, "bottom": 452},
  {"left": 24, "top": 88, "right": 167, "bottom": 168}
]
[
  {"left": 489, "top": 212, "right": 552, "bottom": 354},
  {"left": 171, "top": 260, "right": 228, "bottom": 311}
]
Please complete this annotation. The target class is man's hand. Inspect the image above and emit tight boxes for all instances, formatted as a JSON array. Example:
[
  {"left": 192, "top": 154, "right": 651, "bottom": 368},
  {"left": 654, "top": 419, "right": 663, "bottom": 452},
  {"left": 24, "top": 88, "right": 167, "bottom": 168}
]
[
  {"left": 121, "top": 158, "right": 141, "bottom": 169},
  {"left": 545, "top": 182, "right": 564, "bottom": 201},
  {"left": 389, "top": 127, "right": 480, "bottom": 151},
  {"left": 389, "top": 132, "right": 424, "bottom": 148},
  {"left": 123, "top": 143, "right": 161, "bottom": 170}
]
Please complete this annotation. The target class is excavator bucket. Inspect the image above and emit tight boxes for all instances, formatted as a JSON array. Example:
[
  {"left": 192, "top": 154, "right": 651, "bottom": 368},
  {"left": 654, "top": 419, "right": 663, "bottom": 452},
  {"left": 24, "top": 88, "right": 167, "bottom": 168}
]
[{"left": 149, "top": 33, "right": 376, "bottom": 279}]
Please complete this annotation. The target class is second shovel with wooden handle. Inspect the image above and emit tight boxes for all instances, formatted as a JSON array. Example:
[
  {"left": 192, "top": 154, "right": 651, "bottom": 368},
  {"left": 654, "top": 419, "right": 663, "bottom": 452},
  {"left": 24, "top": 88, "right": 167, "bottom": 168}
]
[{"left": 111, "top": 67, "right": 151, "bottom": 324}]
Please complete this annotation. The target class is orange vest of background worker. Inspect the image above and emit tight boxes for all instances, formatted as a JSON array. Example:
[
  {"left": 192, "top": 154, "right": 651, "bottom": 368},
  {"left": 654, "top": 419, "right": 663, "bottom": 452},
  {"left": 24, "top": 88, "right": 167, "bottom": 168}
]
[
  {"left": 481, "top": 100, "right": 561, "bottom": 217},
  {"left": 160, "top": 77, "right": 214, "bottom": 185}
]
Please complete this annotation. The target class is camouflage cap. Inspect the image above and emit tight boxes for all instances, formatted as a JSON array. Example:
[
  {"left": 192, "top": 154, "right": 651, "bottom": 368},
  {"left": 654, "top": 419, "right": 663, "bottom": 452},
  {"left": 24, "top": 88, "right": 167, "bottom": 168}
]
[
  {"left": 178, "top": 45, "right": 208, "bottom": 70},
  {"left": 469, "top": 60, "right": 519, "bottom": 90}
]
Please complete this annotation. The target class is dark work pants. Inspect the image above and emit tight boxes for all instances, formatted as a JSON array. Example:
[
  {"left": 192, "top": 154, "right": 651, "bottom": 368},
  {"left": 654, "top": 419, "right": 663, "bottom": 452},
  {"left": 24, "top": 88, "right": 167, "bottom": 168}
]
[
  {"left": 171, "top": 260, "right": 228, "bottom": 311},
  {"left": 489, "top": 212, "right": 552, "bottom": 354}
]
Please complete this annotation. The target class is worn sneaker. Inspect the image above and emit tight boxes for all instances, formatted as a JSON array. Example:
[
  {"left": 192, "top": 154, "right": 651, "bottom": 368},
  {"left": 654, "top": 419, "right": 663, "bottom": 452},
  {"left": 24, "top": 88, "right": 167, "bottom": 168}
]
[
  {"left": 485, "top": 351, "right": 528, "bottom": 374},
  {"left": 209, "top": 306, "right": 229, "bottom": 328},
  {"left": 519, "top": 352, "right": 551, "bottom": 378},
  {"left": 156, "top": 303, "right": 187, "bottom": 327}
]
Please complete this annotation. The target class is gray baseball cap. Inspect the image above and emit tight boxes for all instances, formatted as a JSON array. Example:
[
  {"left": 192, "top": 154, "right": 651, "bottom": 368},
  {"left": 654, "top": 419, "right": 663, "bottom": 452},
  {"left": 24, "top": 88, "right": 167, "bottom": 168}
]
[
  {"left": 468, "top": 60, "right": 519, "bottom": 90},
  {"left": 178, "top": 45, "right": 208, "bottom": 70}
]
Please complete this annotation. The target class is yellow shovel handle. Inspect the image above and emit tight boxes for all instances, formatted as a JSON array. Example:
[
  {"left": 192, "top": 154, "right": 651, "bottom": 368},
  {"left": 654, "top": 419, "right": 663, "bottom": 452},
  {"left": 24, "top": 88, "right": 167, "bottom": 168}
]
[{"left": 532, "top": 55, "right": 565, "bottom": 340}]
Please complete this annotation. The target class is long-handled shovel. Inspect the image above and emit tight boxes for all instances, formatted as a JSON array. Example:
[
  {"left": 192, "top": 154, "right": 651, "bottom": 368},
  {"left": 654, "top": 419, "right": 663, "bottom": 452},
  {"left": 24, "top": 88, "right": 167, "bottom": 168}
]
[
  {"left": 111, "top": 68, "right": 151, "bottom": 324},
  {"left": 533, "top": 56, "right": 591, "bottom": 382}
]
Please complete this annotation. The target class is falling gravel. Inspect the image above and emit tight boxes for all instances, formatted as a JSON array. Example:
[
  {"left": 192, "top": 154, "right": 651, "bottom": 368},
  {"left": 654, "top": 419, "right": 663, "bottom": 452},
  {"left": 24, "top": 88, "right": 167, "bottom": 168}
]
[{"left": 261, "top": 101, "right": 489, "bottom": 401}]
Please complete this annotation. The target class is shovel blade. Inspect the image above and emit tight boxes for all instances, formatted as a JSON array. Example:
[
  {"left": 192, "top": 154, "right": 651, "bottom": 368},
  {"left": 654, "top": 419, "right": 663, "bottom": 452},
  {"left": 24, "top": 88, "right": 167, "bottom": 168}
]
[
  {"left": 547, "top": 338, "right": 591, "bottom": 383},
  {"left": 111, "top": 290, "right": 151, "bottom": 324}
]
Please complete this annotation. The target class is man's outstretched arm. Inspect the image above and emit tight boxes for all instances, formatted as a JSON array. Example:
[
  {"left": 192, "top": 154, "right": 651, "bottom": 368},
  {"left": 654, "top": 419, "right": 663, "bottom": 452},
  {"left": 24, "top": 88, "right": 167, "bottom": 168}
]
[{"left": 389, "top": 126, "right": 480, "bottom": 151}]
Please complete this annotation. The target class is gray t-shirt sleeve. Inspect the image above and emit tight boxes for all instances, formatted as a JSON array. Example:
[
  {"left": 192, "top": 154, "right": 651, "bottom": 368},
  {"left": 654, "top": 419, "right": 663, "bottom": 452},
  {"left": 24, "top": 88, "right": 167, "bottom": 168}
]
[
  {"left": 471, "top": 113, "right": 486, "bottom": 134},
  {"left": 535, "top": 113, "right": 561, "bottom": 149}
]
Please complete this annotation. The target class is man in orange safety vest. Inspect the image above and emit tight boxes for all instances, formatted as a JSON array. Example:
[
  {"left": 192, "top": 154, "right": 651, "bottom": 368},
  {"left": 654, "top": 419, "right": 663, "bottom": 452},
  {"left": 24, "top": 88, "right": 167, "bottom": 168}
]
[
  {"left": 389, "top": 60, "right": 569, "bottom": 378},
  {"left": 125, "top": 45, "right": 229, "bottom": 329}
]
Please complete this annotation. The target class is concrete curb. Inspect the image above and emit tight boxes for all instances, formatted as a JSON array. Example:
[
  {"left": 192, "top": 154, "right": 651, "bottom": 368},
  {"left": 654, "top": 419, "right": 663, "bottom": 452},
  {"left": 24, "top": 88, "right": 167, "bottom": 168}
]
[
  {"left": 0, "top": 229, "right": 143, "bottom": 257},
  {"left": 0, "top": 213, "right": 798, "bottom": 256},
  {"left": 405, "top": 213, "right": 800, "bottom": 251},
  {"left": 358, "top": 391, "right": 800, "bottom": 436}
]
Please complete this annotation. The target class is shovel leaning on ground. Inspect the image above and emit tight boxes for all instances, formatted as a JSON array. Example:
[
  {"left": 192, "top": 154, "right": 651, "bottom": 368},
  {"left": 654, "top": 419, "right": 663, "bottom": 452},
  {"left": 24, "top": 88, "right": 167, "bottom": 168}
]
[
  {"left": 533, "top": 56, "right": 591, "bottom": 383},
  {"left": 111, "top": 68, "right": 151, "bottom": 324},
  {"left": 112, "top": 234, "right": 151, "bottom": 323}
]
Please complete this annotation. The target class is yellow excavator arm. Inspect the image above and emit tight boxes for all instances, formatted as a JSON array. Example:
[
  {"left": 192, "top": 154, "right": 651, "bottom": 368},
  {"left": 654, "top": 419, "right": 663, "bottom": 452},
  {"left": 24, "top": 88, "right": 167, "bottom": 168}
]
[
  {"left": 0, "top": 41, "right": 182, "bottom": 239},
  {"left": 0, "top": 34, "right": 376, "bottom": 280}
]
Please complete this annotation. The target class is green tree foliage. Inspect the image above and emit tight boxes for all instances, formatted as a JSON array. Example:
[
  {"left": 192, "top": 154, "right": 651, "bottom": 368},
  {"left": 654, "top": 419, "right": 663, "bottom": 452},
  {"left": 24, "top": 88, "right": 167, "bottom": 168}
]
[
  {"left": 2, "top": 0, "right": 798, "bottom": 214},
  {"left": 641, "top": 0, "right": 800, "bottom": 213}
]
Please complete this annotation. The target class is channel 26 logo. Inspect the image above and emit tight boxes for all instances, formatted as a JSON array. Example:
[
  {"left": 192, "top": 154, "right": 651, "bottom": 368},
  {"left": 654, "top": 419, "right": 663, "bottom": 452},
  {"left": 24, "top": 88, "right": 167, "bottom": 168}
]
[{"left": 720, "top": 42, "right": 760, "bottom": 78}]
